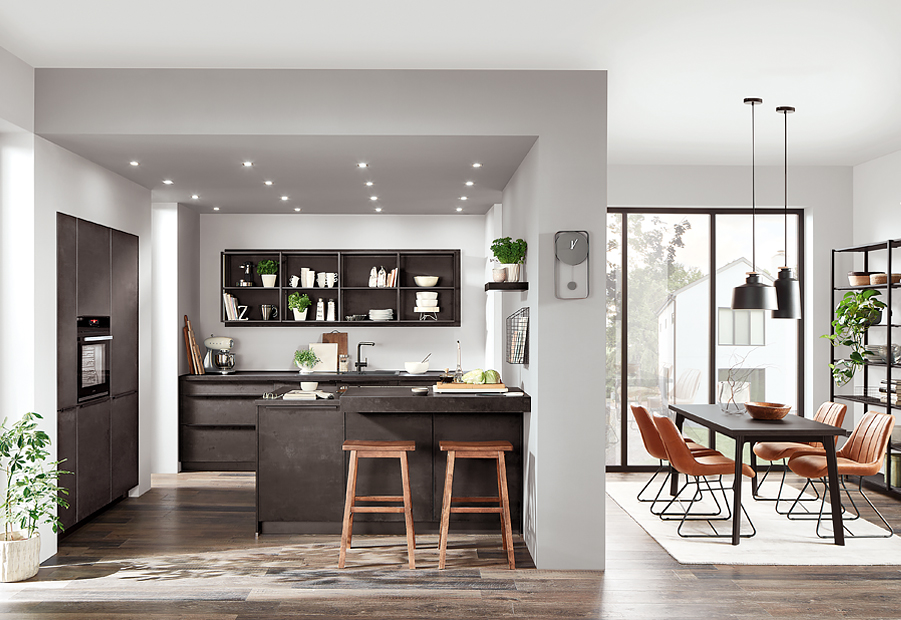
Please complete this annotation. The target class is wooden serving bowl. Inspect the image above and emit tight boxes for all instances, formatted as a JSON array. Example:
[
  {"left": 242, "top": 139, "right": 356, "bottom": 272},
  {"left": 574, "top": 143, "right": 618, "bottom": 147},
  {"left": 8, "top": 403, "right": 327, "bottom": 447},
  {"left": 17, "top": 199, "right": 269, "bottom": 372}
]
[{"left": 745, "top": 402, "right": 791, "bottom": 420}]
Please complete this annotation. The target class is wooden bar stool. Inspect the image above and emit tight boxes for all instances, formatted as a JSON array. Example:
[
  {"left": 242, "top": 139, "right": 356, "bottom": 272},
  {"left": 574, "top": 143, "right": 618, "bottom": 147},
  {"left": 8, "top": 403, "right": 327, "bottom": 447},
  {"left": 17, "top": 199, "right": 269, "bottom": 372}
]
[
  {"left": 438, "top": 440, "right": 515, "bottom": 570},
  {"left": 339, "top": 440, "right": 416, "bottom": 569}
]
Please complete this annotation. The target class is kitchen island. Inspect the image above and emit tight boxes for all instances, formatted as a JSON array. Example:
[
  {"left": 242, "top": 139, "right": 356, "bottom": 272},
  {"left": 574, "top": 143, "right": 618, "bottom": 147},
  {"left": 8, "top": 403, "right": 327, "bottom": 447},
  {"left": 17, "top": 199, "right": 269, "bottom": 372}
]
[{"left": 255, "top": 386, "right": 530, "bottom": 535}]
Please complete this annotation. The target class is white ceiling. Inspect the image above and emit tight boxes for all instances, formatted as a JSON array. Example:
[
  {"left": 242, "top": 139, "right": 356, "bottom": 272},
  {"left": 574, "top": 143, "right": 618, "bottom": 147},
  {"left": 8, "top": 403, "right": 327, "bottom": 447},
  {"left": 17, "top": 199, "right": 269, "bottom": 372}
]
[{"left": 2, "top": 1, "right": 899, "bottom": 211}]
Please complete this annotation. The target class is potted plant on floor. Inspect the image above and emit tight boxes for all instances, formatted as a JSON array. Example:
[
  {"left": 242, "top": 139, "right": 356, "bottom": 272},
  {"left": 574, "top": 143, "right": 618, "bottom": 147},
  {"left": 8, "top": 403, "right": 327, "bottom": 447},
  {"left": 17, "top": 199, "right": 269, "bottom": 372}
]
[
  {"left": 1, "top": 411, "right": 70, "bottom": 582},
  {"left": 294, "top": 348, "right": 321, "bottom": 374},
  {"left": 490, "top": 237, "right": 527, "bottom": 282},
  {"left": 288, "top": 292, "right": 312, "bottom": 320},
  {"left": 822, "top": 288, "right": 887, "bottom": 386},
  {"left": 257, "top": 259, "right": 279, "bottom": 287}
]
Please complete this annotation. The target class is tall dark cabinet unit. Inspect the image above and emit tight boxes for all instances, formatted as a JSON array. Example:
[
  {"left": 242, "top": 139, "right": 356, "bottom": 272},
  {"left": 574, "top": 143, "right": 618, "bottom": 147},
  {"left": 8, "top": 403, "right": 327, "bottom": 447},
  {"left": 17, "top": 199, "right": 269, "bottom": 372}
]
[{"left": 57, "top": 213, "right": 139, "bottom": 532}]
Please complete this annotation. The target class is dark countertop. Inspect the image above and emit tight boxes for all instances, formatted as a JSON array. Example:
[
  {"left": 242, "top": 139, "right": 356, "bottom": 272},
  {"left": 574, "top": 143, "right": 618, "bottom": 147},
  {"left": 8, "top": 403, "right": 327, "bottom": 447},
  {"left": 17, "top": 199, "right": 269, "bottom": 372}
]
[
  {"left": 256, "top": 385, "right": 530, "bottom": 413},
  {"left": 183, "top": 370, "right": 444, "bottom": 383}
]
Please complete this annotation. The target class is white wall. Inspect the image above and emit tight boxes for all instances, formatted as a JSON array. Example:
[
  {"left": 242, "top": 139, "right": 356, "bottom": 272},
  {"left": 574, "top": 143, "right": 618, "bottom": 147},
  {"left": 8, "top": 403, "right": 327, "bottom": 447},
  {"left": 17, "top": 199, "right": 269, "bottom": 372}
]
[
  {"left": 854, "top": 149, "right": 901, "bottom": 243},
  {"left": 197, "top": 214, "right": 487, "bottom": 372},
  {"left": 33, "top": 138, "right": 152, "bottom": 558},
  {"left": 0, "top": 45, "right": 33, "bottom": 132},
  {"left": 609, "top": 164, "right": 854, "bottom": 426}
]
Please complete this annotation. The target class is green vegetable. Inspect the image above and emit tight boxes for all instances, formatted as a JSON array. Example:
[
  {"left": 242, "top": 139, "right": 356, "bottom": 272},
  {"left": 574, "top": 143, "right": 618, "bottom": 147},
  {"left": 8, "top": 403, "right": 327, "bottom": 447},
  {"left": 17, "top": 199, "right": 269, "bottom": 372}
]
[
  {"left": 484, "top": 369, "right": 501, "bottom": 384},
  {"left": 288, "top": 292, "right": 311, "bottom": 311},
  {"left": 462, "top": 369, "right": 486, "bottom": 384}
]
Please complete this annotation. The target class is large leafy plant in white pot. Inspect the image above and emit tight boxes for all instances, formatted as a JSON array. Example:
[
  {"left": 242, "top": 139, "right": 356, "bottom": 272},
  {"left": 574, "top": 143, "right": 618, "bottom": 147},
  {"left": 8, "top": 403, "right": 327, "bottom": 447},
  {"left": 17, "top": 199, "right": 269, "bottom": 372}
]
[{"left": 0, "top": 411, "right": 70, "bottom": 582}]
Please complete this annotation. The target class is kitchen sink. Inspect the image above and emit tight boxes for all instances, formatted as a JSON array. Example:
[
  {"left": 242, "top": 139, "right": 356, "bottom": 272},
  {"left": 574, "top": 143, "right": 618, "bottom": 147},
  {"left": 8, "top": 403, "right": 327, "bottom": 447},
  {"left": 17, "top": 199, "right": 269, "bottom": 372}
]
[{"left": 350, "top": 370, "right": 400, "bottom": 375}]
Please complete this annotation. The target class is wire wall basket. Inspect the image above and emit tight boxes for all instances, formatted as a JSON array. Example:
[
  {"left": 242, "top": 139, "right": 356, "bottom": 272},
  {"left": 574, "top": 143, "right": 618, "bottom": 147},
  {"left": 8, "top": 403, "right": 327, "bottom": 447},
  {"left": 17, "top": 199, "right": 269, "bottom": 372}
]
[{"left": 506, "top": 307, "right": 529, "bottom": 364}]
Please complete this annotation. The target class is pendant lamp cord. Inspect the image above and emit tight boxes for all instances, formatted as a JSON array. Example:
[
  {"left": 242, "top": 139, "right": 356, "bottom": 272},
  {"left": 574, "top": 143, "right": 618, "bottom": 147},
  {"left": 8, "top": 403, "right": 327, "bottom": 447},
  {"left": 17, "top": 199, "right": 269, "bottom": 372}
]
[
  {"left": 783, "top": 108, "right": 788, "bottom": 267},
  {"left": 751, "top": 100, "right": 757, "bottom": 274}
]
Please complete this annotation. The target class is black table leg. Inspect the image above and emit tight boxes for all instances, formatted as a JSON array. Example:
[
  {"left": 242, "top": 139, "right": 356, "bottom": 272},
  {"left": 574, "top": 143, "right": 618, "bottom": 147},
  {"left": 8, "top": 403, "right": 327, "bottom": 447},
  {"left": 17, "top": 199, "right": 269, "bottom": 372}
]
[
  {"left": 749, "top": 443, "right": 759, "bottom": 496},
  {"left": 732, "top": 436, "right": 744, "bottom": 545},
  {"left": 670, "top": 412, "right": 685, "bottom": 496},
  {"left": 824, "top": 437, "right": 845, "bottom": 545}
]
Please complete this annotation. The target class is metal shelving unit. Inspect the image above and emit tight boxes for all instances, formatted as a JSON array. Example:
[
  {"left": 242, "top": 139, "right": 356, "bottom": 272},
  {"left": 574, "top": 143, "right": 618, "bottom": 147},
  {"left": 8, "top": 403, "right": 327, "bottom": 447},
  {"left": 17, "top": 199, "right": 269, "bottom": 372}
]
[{"left": 830, "top": 238, "right": 901, "bottom": 494}]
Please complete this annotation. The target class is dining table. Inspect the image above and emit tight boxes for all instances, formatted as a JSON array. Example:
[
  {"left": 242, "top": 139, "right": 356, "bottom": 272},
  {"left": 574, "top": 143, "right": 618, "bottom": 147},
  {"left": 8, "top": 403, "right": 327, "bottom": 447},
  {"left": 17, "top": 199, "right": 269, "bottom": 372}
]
[{"left": 668, "top": 404, "right": 848, "bottom": 546}]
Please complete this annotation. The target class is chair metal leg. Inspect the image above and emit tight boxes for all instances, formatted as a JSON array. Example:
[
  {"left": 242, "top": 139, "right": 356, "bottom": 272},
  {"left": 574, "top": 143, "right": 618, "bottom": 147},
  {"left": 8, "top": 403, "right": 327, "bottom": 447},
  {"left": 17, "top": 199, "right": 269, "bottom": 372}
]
[
  {"left": 813, "top": 477, "right": 894, "bottom": 539},
  {"left": 671, "top": 476, "right": 756, "bottom": 539}
]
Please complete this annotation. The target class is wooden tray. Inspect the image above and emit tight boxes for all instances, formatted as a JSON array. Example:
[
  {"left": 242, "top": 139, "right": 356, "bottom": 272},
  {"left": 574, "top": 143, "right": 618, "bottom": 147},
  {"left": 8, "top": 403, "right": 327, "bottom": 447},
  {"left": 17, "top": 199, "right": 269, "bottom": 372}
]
[{"left": 433, "top": 383, "right": 508, "bottom": 393}]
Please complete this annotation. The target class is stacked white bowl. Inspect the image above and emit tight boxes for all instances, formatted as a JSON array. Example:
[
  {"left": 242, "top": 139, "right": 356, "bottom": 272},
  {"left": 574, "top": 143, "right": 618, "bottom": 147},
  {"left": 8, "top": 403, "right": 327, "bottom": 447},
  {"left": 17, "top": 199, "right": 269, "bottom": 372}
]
[{"left": 415, "top": 291, "right": 439, "bottom": 313}]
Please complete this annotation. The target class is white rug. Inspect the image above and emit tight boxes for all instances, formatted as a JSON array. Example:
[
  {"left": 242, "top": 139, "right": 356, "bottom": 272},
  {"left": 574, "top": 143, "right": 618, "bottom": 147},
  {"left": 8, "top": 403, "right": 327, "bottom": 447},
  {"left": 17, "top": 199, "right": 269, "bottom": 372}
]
[{"left": 607, "top": 478, "right": 901, "bottom": 565}]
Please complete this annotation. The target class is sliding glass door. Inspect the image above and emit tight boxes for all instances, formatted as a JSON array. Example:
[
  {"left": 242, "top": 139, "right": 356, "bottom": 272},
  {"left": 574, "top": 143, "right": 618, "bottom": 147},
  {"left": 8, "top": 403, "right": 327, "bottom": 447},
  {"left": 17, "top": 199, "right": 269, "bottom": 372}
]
[{"left": 606, "top": 208, "right": 804, "bottom": 469}]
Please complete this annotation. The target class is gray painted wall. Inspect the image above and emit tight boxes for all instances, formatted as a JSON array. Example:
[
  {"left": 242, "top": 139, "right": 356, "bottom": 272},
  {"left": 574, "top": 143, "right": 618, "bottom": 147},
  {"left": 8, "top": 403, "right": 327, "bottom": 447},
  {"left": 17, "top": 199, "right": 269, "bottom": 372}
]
[{"left": 0, "top": 45, "right": 33, "bottom": 132}]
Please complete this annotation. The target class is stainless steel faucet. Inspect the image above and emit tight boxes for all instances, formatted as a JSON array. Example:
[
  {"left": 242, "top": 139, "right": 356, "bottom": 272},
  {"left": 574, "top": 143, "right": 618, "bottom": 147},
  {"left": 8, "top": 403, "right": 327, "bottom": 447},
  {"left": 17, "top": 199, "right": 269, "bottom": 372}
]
[{"left": 355, "top": 341, "right": 375, "bottom": 371}]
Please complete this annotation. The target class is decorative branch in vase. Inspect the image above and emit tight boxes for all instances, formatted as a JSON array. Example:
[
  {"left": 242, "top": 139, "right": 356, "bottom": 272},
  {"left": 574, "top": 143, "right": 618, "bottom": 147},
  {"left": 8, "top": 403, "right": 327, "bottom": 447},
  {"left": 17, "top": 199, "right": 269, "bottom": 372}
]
[{"left": 717, "top": 349, "right": 761, "bottom": 413}]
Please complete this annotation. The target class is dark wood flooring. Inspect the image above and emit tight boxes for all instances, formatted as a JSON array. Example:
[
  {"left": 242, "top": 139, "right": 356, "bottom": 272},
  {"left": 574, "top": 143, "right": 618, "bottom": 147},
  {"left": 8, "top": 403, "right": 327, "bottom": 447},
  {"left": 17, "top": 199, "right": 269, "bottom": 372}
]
[{"left": 1, "top": 472, "right": 900, "bottom": 618}]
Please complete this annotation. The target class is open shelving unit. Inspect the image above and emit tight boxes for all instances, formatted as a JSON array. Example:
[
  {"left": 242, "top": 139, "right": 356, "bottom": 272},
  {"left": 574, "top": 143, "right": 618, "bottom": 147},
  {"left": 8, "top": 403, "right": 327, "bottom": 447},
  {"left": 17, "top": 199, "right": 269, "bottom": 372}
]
[
  {"left": 220, "top": 249, "right": 461, "bottom": 327},
  {"left": 829, "top": 238, "right": 901, "bottom": 496}
]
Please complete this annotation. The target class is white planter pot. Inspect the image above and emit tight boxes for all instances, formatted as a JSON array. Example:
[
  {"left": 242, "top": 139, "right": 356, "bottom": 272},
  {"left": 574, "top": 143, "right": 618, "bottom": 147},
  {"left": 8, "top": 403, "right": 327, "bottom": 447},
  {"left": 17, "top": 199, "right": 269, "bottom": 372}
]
[
  {"left": 503, "top": 264, "right": 521, "bottom": 282},
  {"left": 295, "top": 361, "right": 314, "bottom": 374},
  {"left": 293, "top": 308, "right": 308, "bottom": 321},
  {"left": 491, "top": 267, "right": 507, "bottom": 283},
  {"left": 261, "top": 274, "right": 277, "bottom": 287},
  {"left": 0, "top": 531, "right": 40, "bottom": 583}
]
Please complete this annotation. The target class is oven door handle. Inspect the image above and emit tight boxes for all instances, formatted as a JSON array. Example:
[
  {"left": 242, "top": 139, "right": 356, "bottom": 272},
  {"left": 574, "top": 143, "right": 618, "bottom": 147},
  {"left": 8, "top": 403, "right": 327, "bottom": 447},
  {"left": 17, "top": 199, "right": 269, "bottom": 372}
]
[{"left": 82, "top": 335, "right": 113, "bottom": 342}]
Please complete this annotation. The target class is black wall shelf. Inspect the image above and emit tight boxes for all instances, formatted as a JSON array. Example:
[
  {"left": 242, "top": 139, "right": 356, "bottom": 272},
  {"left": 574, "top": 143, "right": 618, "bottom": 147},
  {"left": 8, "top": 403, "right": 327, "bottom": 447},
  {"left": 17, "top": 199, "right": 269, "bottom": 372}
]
[{"left": 485, "top": 282, "right": 528, "bottom": 292}]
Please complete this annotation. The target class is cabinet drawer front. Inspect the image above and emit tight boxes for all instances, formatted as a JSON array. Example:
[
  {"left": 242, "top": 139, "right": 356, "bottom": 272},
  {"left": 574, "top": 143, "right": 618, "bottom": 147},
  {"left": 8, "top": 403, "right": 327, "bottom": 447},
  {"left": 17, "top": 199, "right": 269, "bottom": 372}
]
[
  {"left": 180, "top": 426, "right": 256, "bottom": 463},
  {"left": 182, "top": 381, "right": 273, "bottom": 396},
  {"left": 181, "top": 396, "right": 258, "bottom": 425}
]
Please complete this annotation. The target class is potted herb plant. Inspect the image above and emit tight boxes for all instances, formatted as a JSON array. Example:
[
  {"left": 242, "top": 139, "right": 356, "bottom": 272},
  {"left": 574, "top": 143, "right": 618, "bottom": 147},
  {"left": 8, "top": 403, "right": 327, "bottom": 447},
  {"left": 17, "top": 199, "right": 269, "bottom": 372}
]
[
  {"left": 0, "top": 411, "right": 70, "bottom": 582},
  {"left": 257, "top": 259, "right": 279, "bottom": 287},
  {"left": 822, "top": 288, "right": 887, "bottom": 386},
  {"left": 490, "top": 237, "right": 527, "bottom": 282},
  {"left": 288, "top": 292, "right": 312, "bottom": 321},
  {"left": 294, "top": 348, "right": 322, "bottom": 373}
]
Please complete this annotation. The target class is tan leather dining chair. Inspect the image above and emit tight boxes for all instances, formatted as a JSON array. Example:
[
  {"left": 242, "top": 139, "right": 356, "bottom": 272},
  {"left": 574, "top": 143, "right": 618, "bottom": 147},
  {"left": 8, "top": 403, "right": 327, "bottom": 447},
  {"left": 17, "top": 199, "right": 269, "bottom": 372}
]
[
  {"left": 752, "top": 401, "right": 846, "bottom": 514},
  {"left": 787, "top": 411, "right": 895, "bottom": 538},
  {"left": 653, "top": 415, "right": 756, "bottom": 538},
  {"left": 630, "top": 405, "right": 717, "bottom": 513}
]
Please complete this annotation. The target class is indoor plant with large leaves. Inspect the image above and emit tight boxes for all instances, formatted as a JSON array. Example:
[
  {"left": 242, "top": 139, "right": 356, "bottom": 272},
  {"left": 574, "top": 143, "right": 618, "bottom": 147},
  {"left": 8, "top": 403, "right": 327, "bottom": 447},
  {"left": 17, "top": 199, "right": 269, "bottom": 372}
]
[
  {"left": 0, "top": 411, "right": 70, "bottom": 582},
  {"left": 822, "top": 288, "right": 887, "bottom": 387},
  {"left": 490, "top": 237, "right": 528, "bottom": 282}
]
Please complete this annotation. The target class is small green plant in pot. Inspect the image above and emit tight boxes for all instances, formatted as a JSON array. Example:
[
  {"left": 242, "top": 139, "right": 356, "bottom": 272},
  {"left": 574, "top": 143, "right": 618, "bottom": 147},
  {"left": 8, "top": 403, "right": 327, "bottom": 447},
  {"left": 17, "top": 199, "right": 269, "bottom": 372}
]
[
  {"left": 288, "top": 292, "right": 312, "bottom": 320},
  {"left": 821, "top": 288, "right": 887, "bottom": 386},
  {"left": 256, "top": 259, "right": 279, "bottom": 287},
  {"left": 0, "top": 411, "right": 71, "bottom": 582},
  {"left": 294, "top": 348, "right": 321, "bottom": 373},
  {"left": 490, "top": 237, "right": 528, "bottom": 282}
]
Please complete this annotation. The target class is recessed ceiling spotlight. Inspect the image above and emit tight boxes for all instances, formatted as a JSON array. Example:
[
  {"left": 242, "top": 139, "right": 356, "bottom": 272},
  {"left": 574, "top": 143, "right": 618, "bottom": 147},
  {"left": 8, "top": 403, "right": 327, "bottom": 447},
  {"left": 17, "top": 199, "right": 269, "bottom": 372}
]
[
  {"left": 162, "top": 179, "right": 174, "bottom": 185},
  {"left": 191, "top": 194, "right": 199, "bottom": 200},
  {"left": 357, "top": 162, "right": 369, "bottom": 168},
  {"left": 472, "top": 162, "right": 482, "bottom": 168},
  {"left": 456, "top": 207, "right": 463, "bottom": 212},
  {"left": 294, "top": 207, "right": 301, "bottom": 212},
  {"left": 465, "top": 181, "right": 474, "bottom": 186},
  {"left": 129, "top": 160, "right": 139, "bottom": 167},
  {"left": 213, "top": 207, "right": 220, "bottom": 211},
  {"left": 365, "top": 181, "right": 374, "bottom": 186},
  {"left": 459, "top": 196, "right": 468, "bottom": 201},
  {"left": 375, "top": 207, "right": 382, "bottom": 212},
  {"left": 281, "top": 196, "right": 289, "bottom": 201},
  {"left": 242, "top": 161, "right": 254, "bottom": 167},
  {"left": 370, "top": 196, "right": 378, "bottom": 201},
  {"left": 264, "top": 180, "right": 273, "bottom": 186}
]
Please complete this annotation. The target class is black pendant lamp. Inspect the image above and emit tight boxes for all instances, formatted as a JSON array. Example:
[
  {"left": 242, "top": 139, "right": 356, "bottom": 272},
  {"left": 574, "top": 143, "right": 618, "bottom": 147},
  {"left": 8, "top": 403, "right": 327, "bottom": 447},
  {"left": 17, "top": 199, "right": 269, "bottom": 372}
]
[
  {"left": 732, "top": 97, "right": 778, "bottom": 311},
  {"left": 772, "top": 105, "right": 802, "bottom": 319}
]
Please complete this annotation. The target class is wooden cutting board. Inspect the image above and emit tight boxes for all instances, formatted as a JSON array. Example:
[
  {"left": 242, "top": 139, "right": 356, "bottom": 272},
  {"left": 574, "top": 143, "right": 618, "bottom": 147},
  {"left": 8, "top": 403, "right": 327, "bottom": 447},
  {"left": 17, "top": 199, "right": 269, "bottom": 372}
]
[
  {"left": 322, "top": 331, "right": 348, "bottom": 356},
  {"left": 434, "top": 383, "right": 508, "bottom": 393}
]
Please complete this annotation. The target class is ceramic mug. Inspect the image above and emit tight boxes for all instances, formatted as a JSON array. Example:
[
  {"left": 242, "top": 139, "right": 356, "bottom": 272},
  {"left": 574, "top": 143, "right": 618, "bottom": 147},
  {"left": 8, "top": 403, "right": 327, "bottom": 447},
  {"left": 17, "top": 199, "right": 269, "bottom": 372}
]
[
  {"left": 326, "top": 272, "right": 336, "bottom": 288},
  {"left": 305, "top": 271, "right": 316, "bottom": 287},
  {"left": 289, "top": 275, "right": 300, "bottom": 287},
  {"left": 317, "top": 272, "right": 326, "bottom": 288}
]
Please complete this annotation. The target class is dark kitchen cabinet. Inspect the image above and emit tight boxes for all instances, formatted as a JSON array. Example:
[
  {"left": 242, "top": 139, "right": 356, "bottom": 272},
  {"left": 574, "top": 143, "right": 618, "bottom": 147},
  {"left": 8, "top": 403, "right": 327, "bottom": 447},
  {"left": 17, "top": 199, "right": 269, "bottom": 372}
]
[
  {"left": 256, "top": 405, "right": 344, "bottom": 526},
  {"left": 57, "top": 406, "right": 77, "bottom": 531},
  {"left": 76, "top": 399, "right": 111, "bottom": 522},
  {"left": 111, "top": 230, "right": 139, "bottom": 395},
  {"left": 76, "top": 219, "right": 111, "bottom": 316},
  {"left": 110, "top": 392, "right": 139, "bottom": 498},
  {"left": 57, "top": 214, "right": 78, "bottom": 409}
]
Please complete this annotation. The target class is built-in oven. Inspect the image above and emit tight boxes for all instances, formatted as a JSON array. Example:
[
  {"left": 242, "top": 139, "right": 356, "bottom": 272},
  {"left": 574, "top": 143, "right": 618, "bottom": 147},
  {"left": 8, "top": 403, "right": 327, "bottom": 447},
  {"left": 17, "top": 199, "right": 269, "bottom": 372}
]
[{"left": 77, "top": 316, "right": 112, "bottom": 403}]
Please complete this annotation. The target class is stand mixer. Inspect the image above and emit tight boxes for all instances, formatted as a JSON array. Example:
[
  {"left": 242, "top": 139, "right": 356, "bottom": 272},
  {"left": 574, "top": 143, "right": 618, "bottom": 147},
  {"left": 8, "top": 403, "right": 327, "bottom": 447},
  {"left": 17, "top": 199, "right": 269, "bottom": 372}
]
[{"left": 203, "top": 336, "right": 236, "bottom": 374}]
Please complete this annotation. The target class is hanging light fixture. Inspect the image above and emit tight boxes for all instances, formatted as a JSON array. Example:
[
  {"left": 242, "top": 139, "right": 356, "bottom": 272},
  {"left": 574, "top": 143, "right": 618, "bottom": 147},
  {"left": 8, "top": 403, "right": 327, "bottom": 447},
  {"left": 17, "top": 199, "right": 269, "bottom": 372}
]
[
  {"left": 772, "top": 105, "right": 802, "bottom": 319},
  {"left": 732, "top": 97, "right": 778, "bottom": 311}
]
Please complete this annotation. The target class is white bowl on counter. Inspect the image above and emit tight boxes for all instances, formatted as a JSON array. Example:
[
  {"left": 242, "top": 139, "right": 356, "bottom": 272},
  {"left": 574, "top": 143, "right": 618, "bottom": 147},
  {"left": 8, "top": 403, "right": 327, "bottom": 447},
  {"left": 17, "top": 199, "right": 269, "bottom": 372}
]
[
  {"left": 405, "top": 361, "right": 429, "bottom": 374},
  {"left": 300, "top": 381, "right": 318, "bottom": 391},
  {"left": 414, "top": 276, "right": 439, "bottom": 287}
]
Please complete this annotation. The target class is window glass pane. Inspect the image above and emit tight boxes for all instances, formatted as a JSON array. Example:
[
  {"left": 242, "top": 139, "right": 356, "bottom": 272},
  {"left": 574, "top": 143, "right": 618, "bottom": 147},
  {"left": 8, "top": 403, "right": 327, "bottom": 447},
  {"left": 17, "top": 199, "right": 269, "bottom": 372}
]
[
  {"left": 606, "top": 212, "right": 622, "bottom": 466},
  {"left": 718, "top": 308, "right": 734, "bottom": 345}
]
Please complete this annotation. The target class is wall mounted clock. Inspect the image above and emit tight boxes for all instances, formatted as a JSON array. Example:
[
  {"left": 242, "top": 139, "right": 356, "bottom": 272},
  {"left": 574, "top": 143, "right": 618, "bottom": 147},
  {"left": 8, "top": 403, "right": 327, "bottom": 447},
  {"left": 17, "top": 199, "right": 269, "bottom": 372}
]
[{"left": 554, "top": 231, "right": 589, "bottom": 299}]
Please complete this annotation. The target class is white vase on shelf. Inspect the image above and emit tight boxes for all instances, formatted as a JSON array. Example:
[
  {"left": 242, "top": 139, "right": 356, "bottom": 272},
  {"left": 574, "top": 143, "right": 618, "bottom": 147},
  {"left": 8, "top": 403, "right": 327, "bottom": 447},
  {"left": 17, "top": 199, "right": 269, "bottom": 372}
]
[
  {"left": 293, "top": 308, "right": 308, "bottom": 321},
  {"left": 261, "top": 274, "right": 277, "bottom": 287},
  {"left": 503, "top": 264, "right": 521, "bottom": 282}
]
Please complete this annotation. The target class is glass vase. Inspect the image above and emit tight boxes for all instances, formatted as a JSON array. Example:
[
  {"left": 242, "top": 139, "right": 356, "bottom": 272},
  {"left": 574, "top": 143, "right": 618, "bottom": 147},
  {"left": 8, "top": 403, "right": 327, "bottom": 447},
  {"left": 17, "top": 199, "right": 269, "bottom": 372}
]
[{"left": 717, "top": 381, "right": 750, "bottom": 414}]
